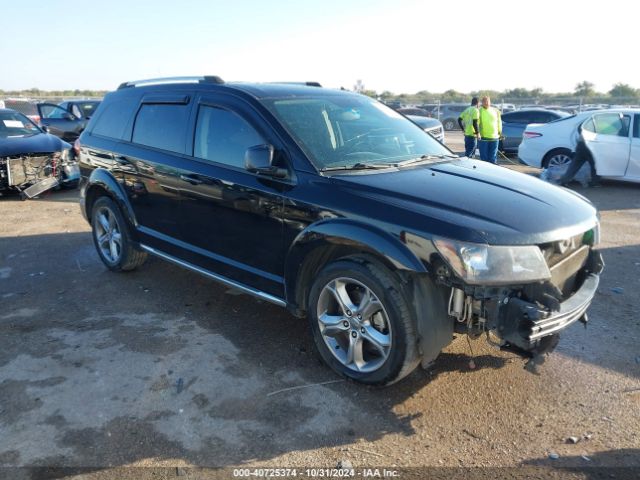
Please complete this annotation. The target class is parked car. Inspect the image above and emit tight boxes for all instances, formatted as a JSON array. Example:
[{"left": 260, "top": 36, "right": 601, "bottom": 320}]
[
  {"left": 397, "top": 107, "right": 431, "bottom": 117},
  {"left": 431, "top": 104, "right": 467, "bottom": 130},
  {"left": 78, "top": 76, "right": 603, "bottom": 385},
  {"left": 37, "top": 103, "right": 90, "bottom": 142},
  {"left": 0, "top": 108, "right": 79, "bottom": 197},
  {"left": 501, "top": 109, "right": 569, "bottom": 153},
  {"left": 495, "top": 103, "right": 516, "bottom": 113},
  {"left": 406, "top": 115, "right": 445, "bottom": 143},
  {"left": 1, "top": 99, "right": 40, "bottom": 124},
  {"left": 519, "top": 109, "right": 640, "bottom": 183},
  {"left": 58, "top": 100, "right": 101, "bottom": 120}
]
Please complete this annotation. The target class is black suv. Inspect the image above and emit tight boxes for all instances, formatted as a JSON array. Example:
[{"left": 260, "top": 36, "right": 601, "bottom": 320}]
[{"left": 78, "top": 77, "right": 603, "bottom": 385}]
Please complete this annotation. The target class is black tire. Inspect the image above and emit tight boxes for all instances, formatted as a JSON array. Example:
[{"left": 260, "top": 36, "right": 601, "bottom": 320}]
[
  {"left": 542, "top": 148, "right": 572, "bottom": 168},
  {"left": 443, "top": 119, "right": 456, "bottom": 131},
  {"left": 308, "top": 256, "right": 420, "bottom": 386},
  {"left": 91, "top": 196, "right": 147, "bottom": 272}
]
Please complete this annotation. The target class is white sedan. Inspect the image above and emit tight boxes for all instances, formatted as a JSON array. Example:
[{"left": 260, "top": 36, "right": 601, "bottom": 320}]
[{"left": 518, "top": 108, "right": 640, "bottom": 183}]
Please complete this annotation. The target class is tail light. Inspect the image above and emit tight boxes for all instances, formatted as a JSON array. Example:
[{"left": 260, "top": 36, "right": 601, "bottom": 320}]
[
  {"left": 523, "top": 131, "right": 543, "bottom": 139},
  {"left": 73, "top": 138, "right": 81, "bottom": 158}
]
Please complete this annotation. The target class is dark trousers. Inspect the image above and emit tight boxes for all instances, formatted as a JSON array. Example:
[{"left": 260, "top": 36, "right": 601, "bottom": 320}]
[
  {"left": 479, "top": 139, "right": 499, "bottom": 163},
  {"left": 559, "top": 140, "right": 599, "bottom": 184},
  {"left": 464, "top": 136, "right": 477, "bottom": 157}
]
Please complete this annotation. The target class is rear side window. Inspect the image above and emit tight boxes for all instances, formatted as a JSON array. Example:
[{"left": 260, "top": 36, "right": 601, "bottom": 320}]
[
  {"left": 193, "top": 105, "right": 264, "bottom": 168},
  {"left": 132, "top": 103, "right": 190, "bottom": 153},
  {"left": 582, "top": 118, "right": 596, "bottom": 133},
  {"left": 92, "top": 99, "right": 136, "bottom": 140},
  {"left": 502, "top": 111, "right": 527, "bottom": 124},
  {"left": 634, "top": 114, "right": 640, "bottom": 138}
]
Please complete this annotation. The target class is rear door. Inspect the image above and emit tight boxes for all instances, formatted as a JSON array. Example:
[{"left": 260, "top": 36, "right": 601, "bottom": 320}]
[
  {"left": 582, "top": 112, "right": 631, "bottom": 176},
  {"left": 176, "top": 93, "right": 288, "bottom": 297},
  {"left": 117, "top": 94, "right": 193, "bottom": 253},
  {"left": 37, "top": 103, "right": 85, "bottom": 141},
  {"left": 627, "top": 114, "right": 640, "bottom": 180}
]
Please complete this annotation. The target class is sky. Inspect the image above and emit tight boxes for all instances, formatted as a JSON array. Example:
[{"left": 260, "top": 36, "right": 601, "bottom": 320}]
[{"left": 1, "top": 0, "right": 637, "bottom": 94}]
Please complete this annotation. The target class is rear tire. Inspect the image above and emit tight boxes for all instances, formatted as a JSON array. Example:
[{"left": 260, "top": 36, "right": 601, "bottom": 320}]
[
  {"left": 443, "top": 119, "right": 456, "bottom": 131},
  {"left": 308, "top": 256, "right": 420, "bottom": 385},
  {"left": 91, "top": 196, "right": 147, "bottom": 272},
  {"left": 543, "top": 148, "right": 572, "bottom": 168}
]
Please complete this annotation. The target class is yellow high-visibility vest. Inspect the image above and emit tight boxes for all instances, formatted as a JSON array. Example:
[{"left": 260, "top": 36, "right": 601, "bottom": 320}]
[
  {"left": 459, "top": 106, "right": 479, "bottom": 136},
  {"left": 479, "top": 107, "right": 502, "bottom": 139}
]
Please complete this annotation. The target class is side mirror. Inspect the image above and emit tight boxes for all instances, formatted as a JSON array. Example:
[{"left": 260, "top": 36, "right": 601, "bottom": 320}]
[{"left": 245, "top": 144, "right": 287, "bottom": 178}]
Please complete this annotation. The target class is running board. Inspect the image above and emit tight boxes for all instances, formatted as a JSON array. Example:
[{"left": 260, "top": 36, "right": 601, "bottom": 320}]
[{"left": 139, "top": 244, "right": 287, "bottom": 307}]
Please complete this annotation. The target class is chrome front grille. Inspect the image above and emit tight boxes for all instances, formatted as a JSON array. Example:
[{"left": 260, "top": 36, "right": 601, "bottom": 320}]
[{"left": 426, "top": 126, "right": 443, "bottom": 138}]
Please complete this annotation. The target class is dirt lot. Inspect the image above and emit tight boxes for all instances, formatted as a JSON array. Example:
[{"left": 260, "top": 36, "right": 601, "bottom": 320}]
[{"left": 1, "top": 133, "right": 639, "bottom": 479}]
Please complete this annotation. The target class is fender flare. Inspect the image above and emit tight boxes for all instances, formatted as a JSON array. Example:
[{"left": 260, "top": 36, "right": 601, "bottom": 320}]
[
  {"left": 84, "top": 168, "right": 137, "bottom": 229},
  {"left": 284, "top": 218, "right": 427, "bottom": 308}
]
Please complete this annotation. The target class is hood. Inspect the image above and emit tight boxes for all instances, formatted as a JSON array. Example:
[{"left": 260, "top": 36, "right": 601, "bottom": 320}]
[
  {"left": 407, "top": 115, "right": 441, "bottom": 129},
  {"left": 0, "top": 133, "right": 70, "bottom": 157},
  {"left": 330, "top": 158, "right": 598, "bottom": 245}
]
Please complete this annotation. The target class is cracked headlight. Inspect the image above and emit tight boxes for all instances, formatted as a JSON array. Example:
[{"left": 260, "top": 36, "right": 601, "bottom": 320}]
[{"left": 433, "top": 236, "right": 551, "bottom": 285}]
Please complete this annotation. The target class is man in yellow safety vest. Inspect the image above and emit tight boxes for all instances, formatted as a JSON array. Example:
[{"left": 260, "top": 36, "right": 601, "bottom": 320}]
[
  {"left": 457, "top": 97, "right": 480, "bottom": 157},
  {"left": 478, "top": 96, "right": 502, "bottom": 163}
]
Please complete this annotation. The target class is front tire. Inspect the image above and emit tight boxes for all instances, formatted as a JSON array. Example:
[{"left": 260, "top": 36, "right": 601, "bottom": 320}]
[
  {"left": 91, "top": 196, "right": 147, "bottom": 271},
  {"left": 443, "top": 119, "right": 456, "bottom": 131},
  {"left": 308, "top": 257, "right": 420, "bottom": 385}
]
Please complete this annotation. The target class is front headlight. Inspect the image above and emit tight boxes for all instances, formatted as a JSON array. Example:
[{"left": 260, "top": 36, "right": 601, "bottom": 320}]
[
  {"left": 53, "top": 148, "right": 72, "bottom": 163},
  {"left": 433, "top": 236, "right": 551, "bottom": 285}
]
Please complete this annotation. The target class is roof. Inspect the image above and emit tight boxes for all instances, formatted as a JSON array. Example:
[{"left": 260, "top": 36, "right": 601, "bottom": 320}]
[{"left": 113, "top": 76, "right": 354, "bottom": 100}]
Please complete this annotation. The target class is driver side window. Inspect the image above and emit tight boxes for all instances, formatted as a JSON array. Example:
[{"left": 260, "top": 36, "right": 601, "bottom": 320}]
[
  {"left": 194, "top": 105, "right": 265, "bottom": 169},
  {"left": 40, "top": 105, "right": 71, "bottom": 119}
]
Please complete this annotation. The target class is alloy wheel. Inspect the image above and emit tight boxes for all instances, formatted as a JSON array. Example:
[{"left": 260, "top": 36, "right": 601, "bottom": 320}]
[
  {"left": 94, "top": 206, "right": 122, "bottom": 264},
  {"left": 316, "top": 277, "right": 392, "bottom": 373}
]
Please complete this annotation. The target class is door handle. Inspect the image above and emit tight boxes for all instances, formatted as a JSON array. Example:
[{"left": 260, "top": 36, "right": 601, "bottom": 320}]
[
  {"left": 180, "top": 174, "right": 204, "bottom": 185},
  {"left": 115, "top": 155, "right": 129, "bottom": 165}
]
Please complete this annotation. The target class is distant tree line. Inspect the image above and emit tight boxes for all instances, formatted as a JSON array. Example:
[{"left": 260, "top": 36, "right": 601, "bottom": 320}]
[
  {"left": 0, "top": 88, "right": 108, "bottom": 98},
  {"left": 360, "top": 81, "right": 640, "bottom": 105},
  {"left": 3, "top": 81, "right": 639, "bottom": 105}
]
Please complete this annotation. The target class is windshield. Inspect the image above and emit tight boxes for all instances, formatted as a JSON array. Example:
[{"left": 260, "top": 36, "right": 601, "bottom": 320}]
[
  {"left": 77, "top": 101, "right": 100, "bottom": 118},
  {"left": 0, "top": 111, "right": 41, "bottom": 138},
  {"left": 264, "top": 94, "right": 452, "bottom": 170}
]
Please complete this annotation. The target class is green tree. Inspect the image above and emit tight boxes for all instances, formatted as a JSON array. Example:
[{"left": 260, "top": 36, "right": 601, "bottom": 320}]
[
  {"left": 608, "top": 83, "right": 637, "bottom": 98},
  {"left": 575, "top": 81, "right": 596, "bottom": 97}
]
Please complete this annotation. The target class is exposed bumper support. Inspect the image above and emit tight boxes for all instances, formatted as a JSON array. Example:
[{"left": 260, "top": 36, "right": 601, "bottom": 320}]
[{"left": 499, "top": 250, "right": 603, "bottom": 351}]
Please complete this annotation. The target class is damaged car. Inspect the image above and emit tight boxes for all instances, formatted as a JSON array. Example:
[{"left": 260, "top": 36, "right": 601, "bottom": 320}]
[
  {"left": 1, "top": 108, "right": 80, "bottom": 198},
  {"left": 78, "top": 78, "right": 604, "bottom": 385}
]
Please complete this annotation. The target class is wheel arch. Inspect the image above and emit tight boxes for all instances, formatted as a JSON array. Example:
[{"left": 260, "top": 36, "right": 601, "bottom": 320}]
[
  {"left": 284, "top": 219, "right": 427, "bottom": 316},
  {"left": 84, "top": 169, "right": 138, "bottom": 234}
]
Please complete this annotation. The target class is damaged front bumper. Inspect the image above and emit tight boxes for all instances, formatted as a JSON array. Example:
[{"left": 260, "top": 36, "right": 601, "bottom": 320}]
[
  {"left": 1, "top": 153, "right": 79, "bottom": 198},
  {"left": 447, "top": 249, "right": 604, "bottom": 355}
]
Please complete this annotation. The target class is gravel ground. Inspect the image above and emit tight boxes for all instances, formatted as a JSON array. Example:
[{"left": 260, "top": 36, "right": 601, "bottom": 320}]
[{"left": 0, "top": 133, "right": 638, "bottom": 479}]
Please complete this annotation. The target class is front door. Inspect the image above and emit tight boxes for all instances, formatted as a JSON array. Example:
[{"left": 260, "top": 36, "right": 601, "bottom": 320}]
[
  {"left": 177, "top": 96, "right": 288, "bottom": 297},
  {"left": 582, "top": 112, "right": 631, "bottom": 177},
  {"left": 37, "top": 103, "right": 84, "bottom": 142}
]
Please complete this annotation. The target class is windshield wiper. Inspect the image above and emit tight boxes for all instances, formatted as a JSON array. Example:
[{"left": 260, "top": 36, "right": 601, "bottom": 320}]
[
  {"left": 394, "top": 154, "right": 456, "bottom": 167},
  {"left": 320, "top": 162, "right": 393, "bottom": 172}
]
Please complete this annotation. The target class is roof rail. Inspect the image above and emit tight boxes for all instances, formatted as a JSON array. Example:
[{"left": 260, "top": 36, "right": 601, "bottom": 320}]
[
  {"left": 117, "top": 76, "right": 224, "bottom": 90},
  {"left": 269, "top": 81, "right": 322, "bottom": 87}
]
